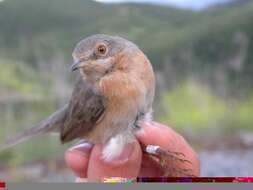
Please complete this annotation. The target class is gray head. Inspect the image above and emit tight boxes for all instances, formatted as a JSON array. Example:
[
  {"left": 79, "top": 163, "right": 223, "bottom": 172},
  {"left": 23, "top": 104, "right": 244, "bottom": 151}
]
[{"left": 71, "top": 34, "right": 139, "bottom": 81}]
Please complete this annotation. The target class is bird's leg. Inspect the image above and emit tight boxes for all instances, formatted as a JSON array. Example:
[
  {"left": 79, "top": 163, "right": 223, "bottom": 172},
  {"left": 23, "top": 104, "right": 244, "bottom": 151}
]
[{"left": 141, "top": 144, "right": 196, "bottom": 177}]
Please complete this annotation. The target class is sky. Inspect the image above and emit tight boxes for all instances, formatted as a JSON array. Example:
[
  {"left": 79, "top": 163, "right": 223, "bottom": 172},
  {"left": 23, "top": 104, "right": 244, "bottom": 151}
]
[{"left": 93, "top": 0, "right": 233, "bottom": 10}]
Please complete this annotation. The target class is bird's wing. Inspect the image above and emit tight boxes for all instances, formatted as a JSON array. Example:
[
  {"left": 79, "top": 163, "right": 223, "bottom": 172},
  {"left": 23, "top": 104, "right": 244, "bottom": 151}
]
[{"left": 60, "top": 77, "right": 106, "bottom": 143}]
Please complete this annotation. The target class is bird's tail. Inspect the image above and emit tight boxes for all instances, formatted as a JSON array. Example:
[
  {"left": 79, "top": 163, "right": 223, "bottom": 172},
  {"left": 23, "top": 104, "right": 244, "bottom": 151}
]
[{"left": 0, "top": 104, "right": 68, "bottom": 152}]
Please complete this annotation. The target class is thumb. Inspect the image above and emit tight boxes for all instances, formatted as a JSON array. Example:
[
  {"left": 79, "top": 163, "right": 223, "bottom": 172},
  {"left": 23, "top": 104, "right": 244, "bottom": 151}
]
[{"left": 87, "top": 141, "right": 142, "bottom": 182}]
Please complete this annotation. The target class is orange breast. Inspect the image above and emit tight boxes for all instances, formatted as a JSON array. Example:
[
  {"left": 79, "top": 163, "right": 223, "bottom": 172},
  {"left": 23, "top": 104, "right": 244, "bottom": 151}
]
[{"left": 84, "top": 52, "right": 155, "bottom": 143}]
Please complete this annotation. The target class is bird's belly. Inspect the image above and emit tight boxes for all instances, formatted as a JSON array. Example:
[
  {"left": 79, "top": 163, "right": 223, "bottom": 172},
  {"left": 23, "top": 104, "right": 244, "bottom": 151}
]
[
  {"left": 83, "top": 115, "right": 135, "bottom": 144},
  {"left": 82, "top": 108, "right": 152, "bottom": 144}
]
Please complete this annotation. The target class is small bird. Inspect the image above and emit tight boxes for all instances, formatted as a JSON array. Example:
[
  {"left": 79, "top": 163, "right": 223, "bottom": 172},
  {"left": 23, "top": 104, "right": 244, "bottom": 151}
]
[{"left": 0, "top": 34, "right": 192, "bottom": 176}]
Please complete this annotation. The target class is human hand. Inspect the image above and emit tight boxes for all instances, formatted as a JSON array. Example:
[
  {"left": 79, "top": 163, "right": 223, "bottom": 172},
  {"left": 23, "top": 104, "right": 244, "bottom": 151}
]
[{"left": 65, "top": 122, "right": 200, "bottom": 182}]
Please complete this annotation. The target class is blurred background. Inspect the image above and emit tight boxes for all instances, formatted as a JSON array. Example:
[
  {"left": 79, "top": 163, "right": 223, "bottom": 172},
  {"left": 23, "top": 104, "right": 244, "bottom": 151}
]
[{"left": 0, "top": 0, "right": 253, "bottom": 182}]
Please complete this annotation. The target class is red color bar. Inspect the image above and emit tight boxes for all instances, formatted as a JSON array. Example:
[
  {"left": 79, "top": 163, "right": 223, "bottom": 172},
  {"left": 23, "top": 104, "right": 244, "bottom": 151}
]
[{"left": 0, "top": 182, "right": 6, "bottom": 189}]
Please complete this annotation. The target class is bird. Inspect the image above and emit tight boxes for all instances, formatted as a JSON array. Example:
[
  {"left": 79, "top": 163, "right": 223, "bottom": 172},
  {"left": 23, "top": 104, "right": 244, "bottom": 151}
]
[{"left": 0, "top": 34, "right": 192, "bottom": 176}]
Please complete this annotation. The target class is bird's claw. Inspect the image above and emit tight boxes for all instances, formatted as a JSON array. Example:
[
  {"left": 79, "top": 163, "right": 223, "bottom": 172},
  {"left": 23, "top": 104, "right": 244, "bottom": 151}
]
[
  {"left": 143, "top": 144, "right": 195, "bottom": 177},
  {"left": 144, "top": 145, "right": 192, "bottom": 165}
]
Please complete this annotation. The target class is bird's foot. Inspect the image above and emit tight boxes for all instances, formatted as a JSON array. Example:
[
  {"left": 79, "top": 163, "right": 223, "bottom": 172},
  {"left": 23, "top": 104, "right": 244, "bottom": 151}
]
[{"left": 143, "top": 144, "right": 196, "bottom": 177}]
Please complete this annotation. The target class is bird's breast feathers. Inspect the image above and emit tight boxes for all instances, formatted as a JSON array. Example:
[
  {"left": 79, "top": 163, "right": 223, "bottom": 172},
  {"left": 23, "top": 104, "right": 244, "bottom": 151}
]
[{"left": 88, "top": 52, "right": 155, "bottom": 143}]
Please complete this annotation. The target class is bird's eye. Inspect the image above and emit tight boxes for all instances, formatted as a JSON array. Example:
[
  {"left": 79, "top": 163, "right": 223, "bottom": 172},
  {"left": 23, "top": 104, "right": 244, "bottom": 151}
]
[{"left": 96, "top": 44, "right": 107, "bottom": 55}]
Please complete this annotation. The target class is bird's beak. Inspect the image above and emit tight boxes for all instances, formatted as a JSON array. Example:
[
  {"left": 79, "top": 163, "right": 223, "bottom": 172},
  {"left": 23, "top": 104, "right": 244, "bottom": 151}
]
[{"left": 71, "top": 60, "right": 86, "bottom": 72}]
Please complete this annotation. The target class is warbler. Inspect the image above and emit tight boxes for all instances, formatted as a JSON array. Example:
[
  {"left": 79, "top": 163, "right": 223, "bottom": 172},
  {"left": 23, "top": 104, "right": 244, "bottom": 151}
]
[{"left": 1, "top": 34, "right": 192, "bottom": 176}]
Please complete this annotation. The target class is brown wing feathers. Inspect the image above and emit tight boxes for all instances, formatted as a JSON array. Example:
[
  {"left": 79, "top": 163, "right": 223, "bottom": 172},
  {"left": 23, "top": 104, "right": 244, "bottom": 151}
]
[
  {"left": 0, "top": 78, "right": 105, "bottom": 150},
  {"left": 60, "top": 78, "right": 106, "bottom": 143}
]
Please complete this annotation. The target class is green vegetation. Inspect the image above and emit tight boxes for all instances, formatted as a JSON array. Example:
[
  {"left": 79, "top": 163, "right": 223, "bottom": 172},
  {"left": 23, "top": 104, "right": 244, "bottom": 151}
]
[
  {"left": 160, "top": 81, "right": 229, "bottom": 133},
  {"left": 159, "top": 81, "right": 253, "bottom": 134},
  {"left": 0, "top": 60, "right": 45, "bottom": 96},
  {"left": 0, "top": 0, "right": 253, "bottom": 166}
]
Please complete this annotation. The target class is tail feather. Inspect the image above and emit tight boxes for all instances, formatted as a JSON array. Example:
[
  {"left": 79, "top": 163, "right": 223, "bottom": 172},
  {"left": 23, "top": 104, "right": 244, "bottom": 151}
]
[{"left": 0, "top": 104, "right": 68, "bottom": 151}]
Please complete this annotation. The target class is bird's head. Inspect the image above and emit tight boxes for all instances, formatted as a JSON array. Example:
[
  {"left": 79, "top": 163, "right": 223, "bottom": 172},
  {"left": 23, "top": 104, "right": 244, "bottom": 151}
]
[{"left": 71, "top": 34, "right": 139, "bottom": 81}]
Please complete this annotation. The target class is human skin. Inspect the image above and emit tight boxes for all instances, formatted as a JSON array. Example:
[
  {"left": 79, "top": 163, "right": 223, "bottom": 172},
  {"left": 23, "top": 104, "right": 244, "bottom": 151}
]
[{"left": 65, "top": 122, "right": 200, "bottom": 182}]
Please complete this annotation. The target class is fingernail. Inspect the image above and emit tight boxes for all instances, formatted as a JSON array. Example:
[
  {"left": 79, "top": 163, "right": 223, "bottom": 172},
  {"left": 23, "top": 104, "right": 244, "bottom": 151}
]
[
  {"left": 102, "top": 143, "right": 135, "bottom": 165},
  {"left": 68, "top": 141, "right": 93, "bottom": 156}
]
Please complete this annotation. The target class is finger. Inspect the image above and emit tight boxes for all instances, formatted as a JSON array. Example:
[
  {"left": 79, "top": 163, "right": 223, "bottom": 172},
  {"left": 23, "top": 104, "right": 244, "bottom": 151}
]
[
  {"left": 87, "top": 141, "right": 142, "bottom": 181},
  {"left": 138, "top": 154, "right": 164, "bottom": 177},
  {"left": 65, "top": 142, "right": 93, "bottom": 178},
  {"left": 136, "top": 122, "right": 200, "bottom": 176},
  {"left": 136, "top": 122, "right": 183, "bottom": 150}
]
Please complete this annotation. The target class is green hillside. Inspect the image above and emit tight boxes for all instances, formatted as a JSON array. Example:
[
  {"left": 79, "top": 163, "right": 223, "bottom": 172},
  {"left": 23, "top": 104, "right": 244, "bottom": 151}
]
[
  {"left": 0, "top": 0, "right": 253, "bottom": 167},
  {"left": 0, "top": 0, "right": 253, "bottom": 91}
]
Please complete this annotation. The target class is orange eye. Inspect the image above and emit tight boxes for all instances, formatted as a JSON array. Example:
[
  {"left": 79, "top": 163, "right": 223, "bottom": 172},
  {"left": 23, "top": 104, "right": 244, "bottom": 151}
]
[{"left": 97, "top": 44, "right": 107, "bottom": 55}]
